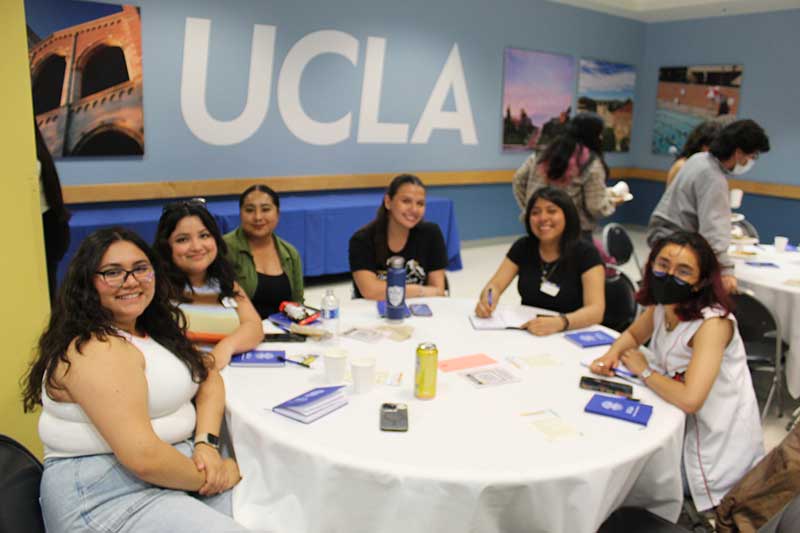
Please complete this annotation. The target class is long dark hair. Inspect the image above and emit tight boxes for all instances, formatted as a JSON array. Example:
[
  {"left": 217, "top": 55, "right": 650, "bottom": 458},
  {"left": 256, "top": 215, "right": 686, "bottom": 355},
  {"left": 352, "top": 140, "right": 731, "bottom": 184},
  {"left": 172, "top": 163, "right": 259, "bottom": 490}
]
[
  {"left": 678, "top": 121, "right": 722, "bottom": 159},
  {"left": 239, "top": 184, "right": 280, "bottom": 210},
  {"left": 362, "top": 174, "right": 425, "bottom": 267},
  {"left": 22, "top": 227, "right": 208, "bottom": 412},
  {"left": 538, "top": 113, "right": 608, "bottom": 183},
  {"left": 153, "top": 201, "right": 237, "bottom": 301},
  {"left": 636, "top": 231, "right": 733, "bottom": 321},
  {"left": 524, "top": 187, "right": 581, "bottom": 261},
  {"left": 34, "top": 123, "right": 70, "bottom": 225}
]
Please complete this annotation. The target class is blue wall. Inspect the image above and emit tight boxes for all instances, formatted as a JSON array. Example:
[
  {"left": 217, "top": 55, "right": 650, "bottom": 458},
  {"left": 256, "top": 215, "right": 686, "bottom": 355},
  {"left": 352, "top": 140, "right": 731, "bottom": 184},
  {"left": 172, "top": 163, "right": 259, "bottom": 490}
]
[{"left": 35, "top": 1, "right": 800, "bottom": 242}]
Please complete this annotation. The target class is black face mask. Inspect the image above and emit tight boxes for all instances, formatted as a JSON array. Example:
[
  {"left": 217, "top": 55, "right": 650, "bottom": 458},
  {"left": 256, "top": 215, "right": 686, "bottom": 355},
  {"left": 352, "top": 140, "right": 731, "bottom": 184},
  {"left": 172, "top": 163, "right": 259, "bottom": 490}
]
[{"left": 650, "top": 271, "right": 695, "bottom": 304}]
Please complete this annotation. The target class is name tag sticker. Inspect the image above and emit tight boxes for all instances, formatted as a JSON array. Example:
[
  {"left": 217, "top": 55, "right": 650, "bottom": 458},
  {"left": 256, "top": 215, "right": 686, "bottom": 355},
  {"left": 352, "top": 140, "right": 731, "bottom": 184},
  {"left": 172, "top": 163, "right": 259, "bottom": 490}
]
[
  {"left": 221, "top": 296, "right": 238, "bottom": 309},
  {"left": 540, "top": 280, "right": 560, "bottom": 297}
]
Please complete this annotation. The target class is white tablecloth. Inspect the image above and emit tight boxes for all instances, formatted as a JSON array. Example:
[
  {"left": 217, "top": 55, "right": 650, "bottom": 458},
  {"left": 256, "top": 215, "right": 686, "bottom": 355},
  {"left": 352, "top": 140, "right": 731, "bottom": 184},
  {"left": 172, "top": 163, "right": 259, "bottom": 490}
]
[
  {"left": 223, "top": 298, "right": 685, "bottom": 533},
  {"left": 733, "top": 245, "right": 800, "bottom": 397}
]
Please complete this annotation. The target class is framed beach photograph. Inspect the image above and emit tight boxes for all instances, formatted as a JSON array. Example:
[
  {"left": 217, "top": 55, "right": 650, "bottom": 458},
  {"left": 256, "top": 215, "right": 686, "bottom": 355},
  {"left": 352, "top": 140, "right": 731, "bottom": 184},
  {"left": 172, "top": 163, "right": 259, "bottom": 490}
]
[
  {"left": 502, "top": 48, "right": 575, "bottom": 152},
  {"left": 577, "top": 59, "right": 636, "bottom": 152},
  {"left": 651, "top": 64, "right": 743, "bottom": 155},
  {"left": 26, "top": 0, "right": 145, "bottom": 157}
]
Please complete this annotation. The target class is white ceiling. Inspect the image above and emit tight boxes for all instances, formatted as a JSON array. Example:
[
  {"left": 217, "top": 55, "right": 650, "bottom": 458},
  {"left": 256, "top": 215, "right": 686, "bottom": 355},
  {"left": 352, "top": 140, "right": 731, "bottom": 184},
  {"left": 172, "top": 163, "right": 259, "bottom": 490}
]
[{"left": 549, "top": 0, "right": 800, "bottom": 22}]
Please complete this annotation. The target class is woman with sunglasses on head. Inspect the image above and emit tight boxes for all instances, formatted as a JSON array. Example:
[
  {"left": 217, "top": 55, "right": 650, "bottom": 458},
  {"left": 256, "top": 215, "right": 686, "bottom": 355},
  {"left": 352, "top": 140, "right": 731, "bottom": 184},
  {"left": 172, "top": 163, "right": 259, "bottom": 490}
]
[
  {"left": 22, "top": 228, "right": 248, "bottom": 532},
  {"left": 475, "top": 187, "right": 605, "bottom": 336},
  {"left": 590, "top": 231, "right": 763, "bottom": 512},
  {"left": 223, "top": 184, "right": 303, "bottom": 318},
  {"left": 154, "top": 200, "right": 262, "bottom": 369},
  {"left": 349, "top": 174, "right": 448, "bottom": 300}
]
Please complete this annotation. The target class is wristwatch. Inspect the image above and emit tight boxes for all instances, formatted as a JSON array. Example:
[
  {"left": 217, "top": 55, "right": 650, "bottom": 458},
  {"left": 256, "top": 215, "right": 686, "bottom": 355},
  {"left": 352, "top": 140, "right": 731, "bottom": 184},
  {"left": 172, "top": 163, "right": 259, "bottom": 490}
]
[
  {"left": 639, "top": 367, "right": 654, "bottom": 381},
  {"left": 194, "top": 432, "right": 220, "bottom": 450}
]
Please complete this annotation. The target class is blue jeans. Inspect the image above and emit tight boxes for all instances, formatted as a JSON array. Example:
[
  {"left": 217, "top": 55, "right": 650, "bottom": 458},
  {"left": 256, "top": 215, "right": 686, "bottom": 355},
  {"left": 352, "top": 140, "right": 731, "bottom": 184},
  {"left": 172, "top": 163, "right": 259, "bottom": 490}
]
[{"left": 40, "top": 441, "right": 251, "bottom": 533}]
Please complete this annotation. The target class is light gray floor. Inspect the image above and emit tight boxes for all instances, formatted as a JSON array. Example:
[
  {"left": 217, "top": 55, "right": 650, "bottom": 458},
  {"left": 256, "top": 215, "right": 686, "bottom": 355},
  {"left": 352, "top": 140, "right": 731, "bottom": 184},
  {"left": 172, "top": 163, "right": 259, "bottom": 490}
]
[{"left": 304, "top": 224, "right": 793, "bottom": 452}]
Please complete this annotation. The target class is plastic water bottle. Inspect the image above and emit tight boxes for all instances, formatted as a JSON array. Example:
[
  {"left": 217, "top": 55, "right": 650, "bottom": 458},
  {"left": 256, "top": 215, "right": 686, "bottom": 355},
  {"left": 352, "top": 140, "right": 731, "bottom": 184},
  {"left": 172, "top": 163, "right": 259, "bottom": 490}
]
[
  {"left": 386, "top": 256, "right": 406, "bottom": 322},
  {"left": 321, "top": 289, "right": 340, "bottom": 335}
]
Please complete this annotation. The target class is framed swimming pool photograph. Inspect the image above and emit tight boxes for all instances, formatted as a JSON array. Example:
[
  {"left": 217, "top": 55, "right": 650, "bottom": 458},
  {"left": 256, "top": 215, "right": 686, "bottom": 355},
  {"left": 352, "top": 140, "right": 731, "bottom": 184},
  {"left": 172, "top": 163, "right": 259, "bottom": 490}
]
[
  {"left": 652, "top": 64, "right": 743, "bottom": 155},
  {"left": 502, "top": 48, "right": 575, "bottom": 152},
  {"left": 577, "top": 59, "right": 636, "bottom": 152}
]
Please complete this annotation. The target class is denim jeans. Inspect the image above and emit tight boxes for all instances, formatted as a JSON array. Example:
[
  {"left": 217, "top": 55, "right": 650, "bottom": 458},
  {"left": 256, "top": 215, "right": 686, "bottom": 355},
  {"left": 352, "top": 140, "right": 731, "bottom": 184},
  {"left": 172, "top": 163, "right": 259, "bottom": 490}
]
[{"left": 40, "top": 441, "right": 251, "bottom": 533}]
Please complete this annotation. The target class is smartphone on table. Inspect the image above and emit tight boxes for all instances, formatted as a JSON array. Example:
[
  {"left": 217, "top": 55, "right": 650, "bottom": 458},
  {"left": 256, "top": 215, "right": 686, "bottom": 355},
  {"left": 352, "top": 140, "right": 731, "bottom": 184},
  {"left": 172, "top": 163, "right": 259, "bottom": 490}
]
[
  {"left": 379, "top": 403, "right": 409, "bottom": 432},
  {"left": 579, "top": 376, "right": 634, "bottom": 399},
  {"left": 409, "top": 303, "right": 433, "bottom": 317},
  {"left": 263, "top": 332, "right": 306, "bottom": 343}
]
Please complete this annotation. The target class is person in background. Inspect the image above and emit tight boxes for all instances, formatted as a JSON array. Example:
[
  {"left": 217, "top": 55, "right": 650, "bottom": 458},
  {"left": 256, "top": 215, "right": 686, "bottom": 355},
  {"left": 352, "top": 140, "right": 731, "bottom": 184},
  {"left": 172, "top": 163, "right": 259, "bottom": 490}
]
[
  {"left": 349, "top": 174, "right": 448, "bottom": 300},
  {"left": 224, "top": 184, "right": 303, "bottom": 318},
  {"left": 665, "top": 121, "right": 723, "bottom": 186},
  {"left": 647, "top": 119, "right": 770, "bottom": 293},
  {"left": 22, "top": 228, "right": 247, "bottom": 532},
  {"left": 35, "top": 123, "right": 71, "bottom": 301},
  {"left": 154, "top": 200, "right": 262, "bottom": 369},
  {"left": 476, "top": 187, "right": 605, "bottom": 336},
  {"left": 591, "top": 231, "right": 763, "bottom": 512},
  {"left": 512, "top": 113, "right": 622, "bottom": 242}
]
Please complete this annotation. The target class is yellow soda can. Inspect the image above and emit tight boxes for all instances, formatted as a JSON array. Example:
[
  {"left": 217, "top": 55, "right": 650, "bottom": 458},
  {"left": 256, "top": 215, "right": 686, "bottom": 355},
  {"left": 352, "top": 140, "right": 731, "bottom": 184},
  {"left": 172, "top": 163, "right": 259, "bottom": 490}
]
[{"left": 415, "top": 342, "right": 438, "bottom": 399}]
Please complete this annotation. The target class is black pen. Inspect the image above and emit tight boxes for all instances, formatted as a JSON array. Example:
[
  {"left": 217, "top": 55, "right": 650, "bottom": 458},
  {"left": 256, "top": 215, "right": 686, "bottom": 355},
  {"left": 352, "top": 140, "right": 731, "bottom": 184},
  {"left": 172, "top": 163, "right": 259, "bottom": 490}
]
[{"left": 277, "top": 355, "right": 311, "bottom": 368}]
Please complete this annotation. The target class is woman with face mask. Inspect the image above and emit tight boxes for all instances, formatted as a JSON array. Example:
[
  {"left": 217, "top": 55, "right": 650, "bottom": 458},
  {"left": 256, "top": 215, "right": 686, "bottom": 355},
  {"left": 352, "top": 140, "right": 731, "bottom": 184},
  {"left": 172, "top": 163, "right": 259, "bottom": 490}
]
[
  {"left": 590, "top": 231, "right": 763, "bottom": 513},
  {"left": 647, "top": 119, "right": 770, "bottom": 294}
]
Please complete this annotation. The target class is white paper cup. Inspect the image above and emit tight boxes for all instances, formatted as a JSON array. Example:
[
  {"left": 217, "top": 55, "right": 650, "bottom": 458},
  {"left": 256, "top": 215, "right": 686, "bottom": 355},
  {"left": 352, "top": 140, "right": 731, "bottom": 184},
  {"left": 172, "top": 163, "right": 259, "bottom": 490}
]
[
  {"left": 730, "top": 188, "right": 744, "bottom": 209},
  {"left": 350, "top": 357, "right": 376, "bottom": 394},
  {"left": 775, "top": 236, "right": 789, "bottom": 253},
  {"left": 324, "top": 351, "right": 348, "bottom": 384},
  {"left": 612, "top": 181, "right": 629, "bottom": 197}
]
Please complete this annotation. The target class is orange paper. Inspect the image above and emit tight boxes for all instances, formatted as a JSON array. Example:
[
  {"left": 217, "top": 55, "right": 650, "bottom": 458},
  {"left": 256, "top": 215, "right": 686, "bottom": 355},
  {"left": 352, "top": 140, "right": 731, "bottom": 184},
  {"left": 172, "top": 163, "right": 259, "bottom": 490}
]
[{"left": 438, "top": 353, "right": 497, "bottom": 372}]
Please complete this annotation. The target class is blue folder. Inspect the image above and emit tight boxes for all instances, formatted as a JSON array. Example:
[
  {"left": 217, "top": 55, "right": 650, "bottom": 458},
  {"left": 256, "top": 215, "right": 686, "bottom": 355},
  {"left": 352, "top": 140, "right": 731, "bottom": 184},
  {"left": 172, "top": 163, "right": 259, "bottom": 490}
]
[{"left": 585, "top": 394, "right": 653, "bottom": 426}]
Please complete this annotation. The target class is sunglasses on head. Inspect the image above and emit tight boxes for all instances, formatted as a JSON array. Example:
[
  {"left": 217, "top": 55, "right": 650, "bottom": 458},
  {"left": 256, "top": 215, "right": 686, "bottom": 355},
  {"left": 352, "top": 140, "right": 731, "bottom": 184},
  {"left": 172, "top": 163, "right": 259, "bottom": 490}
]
[{"left": 162, "top": 197, "right": 207, "bottom": 213}]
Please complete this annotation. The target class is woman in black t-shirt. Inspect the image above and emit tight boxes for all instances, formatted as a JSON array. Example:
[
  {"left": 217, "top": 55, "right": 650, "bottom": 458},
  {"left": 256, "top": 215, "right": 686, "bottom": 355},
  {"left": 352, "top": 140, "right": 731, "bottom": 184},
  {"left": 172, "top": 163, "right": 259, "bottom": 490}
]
[
  {"left": 349, "top": 174, "right": 448, "bottom": 300},
  {"left": 475, "top": 187, "right": 605, "bottom": 336}
]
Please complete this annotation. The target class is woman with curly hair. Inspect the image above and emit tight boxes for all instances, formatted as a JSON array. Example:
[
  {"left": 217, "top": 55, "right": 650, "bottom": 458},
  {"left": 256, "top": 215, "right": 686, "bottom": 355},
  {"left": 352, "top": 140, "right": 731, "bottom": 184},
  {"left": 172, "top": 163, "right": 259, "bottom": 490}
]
[
  {"left": 154, "top": 200, "right": 262, "bottom": 369},
  {"left": 22, "top": 227, "right": 248, "bottom": 532}
]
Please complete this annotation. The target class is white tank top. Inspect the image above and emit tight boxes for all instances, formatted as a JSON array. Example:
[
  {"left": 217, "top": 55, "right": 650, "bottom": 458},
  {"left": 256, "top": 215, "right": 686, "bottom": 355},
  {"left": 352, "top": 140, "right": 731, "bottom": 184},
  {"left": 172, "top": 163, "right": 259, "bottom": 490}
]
[
  {"left": 648, "top": 305, "right": 763, "bottom": 511},
  {"left": 39, "top": 333, "right": 199, "bottom": 459}
]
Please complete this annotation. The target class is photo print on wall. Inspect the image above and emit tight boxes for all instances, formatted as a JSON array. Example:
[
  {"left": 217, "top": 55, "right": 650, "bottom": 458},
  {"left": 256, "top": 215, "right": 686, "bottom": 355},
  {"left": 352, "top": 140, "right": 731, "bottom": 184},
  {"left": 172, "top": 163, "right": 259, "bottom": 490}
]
[
  {"left": 577, "top": 59, "right": 635, "bottom": 152},
  {"left": 26, "top": 0, "right": 145, "bottom": 157},
  {"left": 502, "top": 48, "right": 575, "bottom": 152},
  {"left": 652, "top": 64, "right": 743, "bottom": 155}
]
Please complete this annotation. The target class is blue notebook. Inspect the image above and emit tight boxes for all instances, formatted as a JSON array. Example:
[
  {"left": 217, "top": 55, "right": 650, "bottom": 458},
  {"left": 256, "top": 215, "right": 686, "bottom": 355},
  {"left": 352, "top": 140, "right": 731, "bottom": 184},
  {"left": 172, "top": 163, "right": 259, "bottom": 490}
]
[
  {"left": 376, "top": 301, "right": 411, "bottom": 318},
  {"left": 585, "top": 394, "right": 653, "bottom": 426},
  {"left": 230, "top": 350, "right": 285, "bottom": 367},
  {"left": 272, "top": 386, "right": 347, "bottom": 423},
  {"left": 565, "top": 330, "right": 616, "bottom": 348}
]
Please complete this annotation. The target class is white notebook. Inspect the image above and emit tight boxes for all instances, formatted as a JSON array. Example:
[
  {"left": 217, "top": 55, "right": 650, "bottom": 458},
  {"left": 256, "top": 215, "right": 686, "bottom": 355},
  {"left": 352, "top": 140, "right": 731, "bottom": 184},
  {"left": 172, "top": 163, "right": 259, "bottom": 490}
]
[{"left": 469, "top": 306, "right": 556, "bottom": 330}]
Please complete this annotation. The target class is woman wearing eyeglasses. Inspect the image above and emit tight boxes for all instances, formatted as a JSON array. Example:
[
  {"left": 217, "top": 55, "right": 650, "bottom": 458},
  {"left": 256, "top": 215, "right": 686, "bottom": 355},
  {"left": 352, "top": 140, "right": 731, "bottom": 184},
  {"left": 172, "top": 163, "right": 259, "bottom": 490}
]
[
  {"left": 22, "top": 228, "right": 248, "bottom": 532},
  {"left": 154, "top": 200, "right": 263, "bottom": 369},
  {"left": 590, "top": 231, "right": 763, "bottom": 512},
  {"left": 223, "top": 184, "right": 304, "bottom": 318}
]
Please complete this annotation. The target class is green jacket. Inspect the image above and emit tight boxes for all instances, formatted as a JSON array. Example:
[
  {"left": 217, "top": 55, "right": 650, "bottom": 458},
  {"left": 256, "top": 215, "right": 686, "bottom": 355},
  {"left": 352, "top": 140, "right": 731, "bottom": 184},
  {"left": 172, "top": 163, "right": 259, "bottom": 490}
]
[{"left": 223, "top": 227, "right": 304, "bottom": 304}]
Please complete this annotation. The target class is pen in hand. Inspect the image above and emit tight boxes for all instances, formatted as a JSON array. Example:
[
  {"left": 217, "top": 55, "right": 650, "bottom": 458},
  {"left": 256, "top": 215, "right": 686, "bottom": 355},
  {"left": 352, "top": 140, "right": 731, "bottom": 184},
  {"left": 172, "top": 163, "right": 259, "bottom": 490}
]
[{"left": 487, "top": 288, "right": 493, "bottom": 308}]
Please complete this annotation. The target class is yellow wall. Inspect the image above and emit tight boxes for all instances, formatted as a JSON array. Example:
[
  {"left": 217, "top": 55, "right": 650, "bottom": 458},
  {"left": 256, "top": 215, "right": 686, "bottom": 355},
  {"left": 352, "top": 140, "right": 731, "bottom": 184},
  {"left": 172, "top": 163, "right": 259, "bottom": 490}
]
[{"left": 0, "top": 0, "right": 50, "bottom": 456}]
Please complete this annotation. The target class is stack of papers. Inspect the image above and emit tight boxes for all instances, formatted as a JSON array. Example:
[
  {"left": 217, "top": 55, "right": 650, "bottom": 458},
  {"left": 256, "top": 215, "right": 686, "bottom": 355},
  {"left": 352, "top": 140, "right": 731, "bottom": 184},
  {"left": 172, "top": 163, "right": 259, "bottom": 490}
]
[
  {"left": 461, "top": 367, "right": 520, "bottom": 388},
  {"left": 272, "top": 386, "right": 347, "bottom": 424},
  {"left": 469, "top": 307, "right": 555, "bottom": 330},
  {"left": 230, "top": 350, "right": 285, "bottom": 367}
]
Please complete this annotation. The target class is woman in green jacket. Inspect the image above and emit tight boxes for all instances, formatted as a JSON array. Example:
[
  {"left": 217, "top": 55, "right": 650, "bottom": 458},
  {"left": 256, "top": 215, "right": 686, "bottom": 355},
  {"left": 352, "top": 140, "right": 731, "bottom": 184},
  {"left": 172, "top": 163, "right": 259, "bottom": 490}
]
[{"left": 224, "top": 184, "right": 304, "bottom": 318}]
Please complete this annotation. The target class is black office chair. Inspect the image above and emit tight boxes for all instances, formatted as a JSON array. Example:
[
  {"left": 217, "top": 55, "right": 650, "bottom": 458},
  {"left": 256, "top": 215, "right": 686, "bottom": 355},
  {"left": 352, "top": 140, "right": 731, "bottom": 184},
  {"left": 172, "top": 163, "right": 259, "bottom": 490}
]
[
  {"left": 598, "top": 507, "right": 690, "bottom": 533},
  {"left": 759, "top": 494, "right": 800, "bottom": 533},
  {"left": 0, "top": 434, "right": 45, "bottom": 533},
  {"left": 602, "top": 271, "right": 638, "bottom": 332},
  {"left": 732, "top": 290, "right": 787, "bottom": 419},
  {"left": 602, "top": 223, "right": 643, "bottom": 278}
]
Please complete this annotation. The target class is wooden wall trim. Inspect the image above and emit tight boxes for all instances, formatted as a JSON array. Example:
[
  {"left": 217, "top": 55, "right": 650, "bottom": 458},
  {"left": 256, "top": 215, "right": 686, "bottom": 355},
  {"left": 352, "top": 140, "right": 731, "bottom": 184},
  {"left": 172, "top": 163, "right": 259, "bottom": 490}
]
[{"left": 62, "top": 168, "right": 800, "bottom": 204}]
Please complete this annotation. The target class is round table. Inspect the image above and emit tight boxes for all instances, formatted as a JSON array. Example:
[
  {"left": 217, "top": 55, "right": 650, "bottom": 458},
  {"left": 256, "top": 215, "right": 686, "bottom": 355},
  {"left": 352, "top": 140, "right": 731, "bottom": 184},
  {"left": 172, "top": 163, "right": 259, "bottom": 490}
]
[
  {"left": 733, "top": 244, "right": 800, "bottom": 397},
  {"left": 223, "top": 298, "right": 685, "bottom": 533}
]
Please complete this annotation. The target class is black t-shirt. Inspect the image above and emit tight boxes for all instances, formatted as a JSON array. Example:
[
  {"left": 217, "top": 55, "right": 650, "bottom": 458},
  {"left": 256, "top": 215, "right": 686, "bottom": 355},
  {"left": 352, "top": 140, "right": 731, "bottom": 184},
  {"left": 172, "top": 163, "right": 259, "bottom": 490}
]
[
  {"left": 349, "top": 221, "right": 448, "bottom": 298},
  {"left": 506, "top": 236, "right": 602, "bottom": 313},
  {"left": 251, "top": 271, "right": 292, "bottom": 319}
]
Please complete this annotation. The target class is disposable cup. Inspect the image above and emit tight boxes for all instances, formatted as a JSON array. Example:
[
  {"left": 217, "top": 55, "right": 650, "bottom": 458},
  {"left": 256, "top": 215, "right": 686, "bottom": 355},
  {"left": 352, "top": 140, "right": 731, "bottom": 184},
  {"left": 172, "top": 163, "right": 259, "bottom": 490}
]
[
  {"left": 730, "top": 188, "right": 744, "bottom": 209},
  {"left": 774, "top": 236, "right": 789, "bottom": 253},
  {"left": 350, "top": 357, "right": 376, "bottom": 394},
  {"left": 324, "top": 351, "right": 348, "bottom": 384}
]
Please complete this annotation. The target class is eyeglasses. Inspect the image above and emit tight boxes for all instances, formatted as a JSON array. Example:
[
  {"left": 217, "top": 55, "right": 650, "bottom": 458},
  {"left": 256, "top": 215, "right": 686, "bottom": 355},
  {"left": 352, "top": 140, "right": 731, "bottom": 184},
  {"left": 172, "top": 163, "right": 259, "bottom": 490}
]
[
  {"left": 652, "top": 269, "right": 690, "bottom": 286},
  {"left": 162, "top": 197, "right": 207, "bottom": 213},
  {"left": 96, "top": 264, "right": 154, "bottom": 288}
]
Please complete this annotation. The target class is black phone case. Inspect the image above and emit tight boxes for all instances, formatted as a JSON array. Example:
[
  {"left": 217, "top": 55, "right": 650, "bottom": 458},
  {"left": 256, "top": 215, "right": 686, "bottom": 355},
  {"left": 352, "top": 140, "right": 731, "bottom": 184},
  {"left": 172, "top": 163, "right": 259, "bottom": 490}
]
[
  {"left": 263, "top": 333, "right": 306, "bottom": 343},
  {"left": 380, "top": 404, "right": 408, "bottom": 431},
  {"left": 579, "top": 376, "right": 633, "bottom": 398}
]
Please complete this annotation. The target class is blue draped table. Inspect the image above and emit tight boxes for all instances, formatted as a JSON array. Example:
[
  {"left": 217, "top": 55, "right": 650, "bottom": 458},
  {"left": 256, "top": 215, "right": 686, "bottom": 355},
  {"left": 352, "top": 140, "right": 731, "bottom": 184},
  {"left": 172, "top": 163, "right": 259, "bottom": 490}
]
[{"left": 58, "top": 192, "right": 462, "bottom": 282}]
